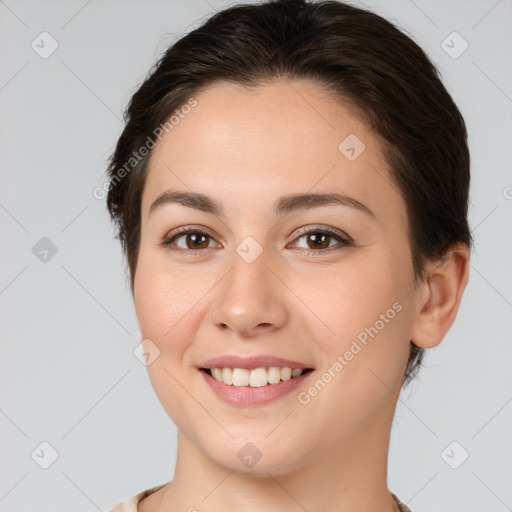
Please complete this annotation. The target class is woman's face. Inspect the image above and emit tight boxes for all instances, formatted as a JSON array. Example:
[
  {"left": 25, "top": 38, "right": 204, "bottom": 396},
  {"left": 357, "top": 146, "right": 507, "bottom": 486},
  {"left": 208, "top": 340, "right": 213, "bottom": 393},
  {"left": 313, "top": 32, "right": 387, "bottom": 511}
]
[{"left": 134, "top": 80, "right": 421, "bottom": 474}]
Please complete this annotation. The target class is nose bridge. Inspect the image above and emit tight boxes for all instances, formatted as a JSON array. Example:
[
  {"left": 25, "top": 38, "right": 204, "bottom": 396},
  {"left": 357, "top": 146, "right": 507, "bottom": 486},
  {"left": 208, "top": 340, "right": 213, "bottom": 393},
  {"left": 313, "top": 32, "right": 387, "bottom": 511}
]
[
  {"left": 231, "top": 243, "right": 271, "bottom": 298},
  {"left": 208, "top": 240, "right": 288, "bottom": 336}
]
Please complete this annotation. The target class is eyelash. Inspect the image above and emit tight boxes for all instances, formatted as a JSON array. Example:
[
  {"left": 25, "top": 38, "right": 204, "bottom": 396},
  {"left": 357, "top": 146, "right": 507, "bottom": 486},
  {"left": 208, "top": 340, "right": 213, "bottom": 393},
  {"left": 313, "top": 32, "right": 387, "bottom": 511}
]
[{"left": 159, "top": 225, "right": 352, "bottom": 257}]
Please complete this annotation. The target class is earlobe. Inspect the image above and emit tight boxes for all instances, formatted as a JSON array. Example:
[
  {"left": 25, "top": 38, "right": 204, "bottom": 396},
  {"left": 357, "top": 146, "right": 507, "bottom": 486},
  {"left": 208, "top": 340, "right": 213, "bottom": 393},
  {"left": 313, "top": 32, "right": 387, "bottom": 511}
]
[{"left": 410, "top": 243, "right": 470, "bottom": 349}]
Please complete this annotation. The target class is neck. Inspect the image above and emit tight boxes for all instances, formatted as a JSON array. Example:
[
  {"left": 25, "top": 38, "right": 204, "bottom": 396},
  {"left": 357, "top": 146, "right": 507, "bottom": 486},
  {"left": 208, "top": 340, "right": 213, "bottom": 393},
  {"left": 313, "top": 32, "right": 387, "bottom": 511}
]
[{"left": 158, "top": 404, "right": 399, "bottom": 512}]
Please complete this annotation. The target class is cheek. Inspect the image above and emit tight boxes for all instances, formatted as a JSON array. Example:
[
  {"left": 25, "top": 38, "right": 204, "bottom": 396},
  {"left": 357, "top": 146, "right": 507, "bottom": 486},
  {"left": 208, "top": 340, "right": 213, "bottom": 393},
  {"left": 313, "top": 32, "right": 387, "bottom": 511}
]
[
  {"left": 301, "top": 253, "right": 411, "bottom": 383},
  {"left": 303, "top": 258, "right": 401, "bottom": 340},
  {"left": 133, "top": 253, "right": 203, "bottom": 426},
  {"left": 291, "top": 259, "right": 412, "bottom": 439},
  {"left": 133, "top": 249, "right": 196, "bottom": 355},
  {"left": 133, "top": 270, "right": 171, "bottom": 342}
]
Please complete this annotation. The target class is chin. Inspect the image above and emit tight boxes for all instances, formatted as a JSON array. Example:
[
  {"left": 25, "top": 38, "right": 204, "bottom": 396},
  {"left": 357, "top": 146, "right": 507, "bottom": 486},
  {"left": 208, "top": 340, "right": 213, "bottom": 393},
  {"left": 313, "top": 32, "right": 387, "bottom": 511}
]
[{"left": 200, "top": 433, "right": 306, "bottom": 476}]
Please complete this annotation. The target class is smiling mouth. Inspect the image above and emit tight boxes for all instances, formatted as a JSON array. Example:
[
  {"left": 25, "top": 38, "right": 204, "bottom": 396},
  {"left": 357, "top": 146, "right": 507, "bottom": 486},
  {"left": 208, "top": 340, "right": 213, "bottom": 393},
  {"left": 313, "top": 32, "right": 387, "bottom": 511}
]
[{"left": 200, "top": 367, "right": 314, "bottom": 387}]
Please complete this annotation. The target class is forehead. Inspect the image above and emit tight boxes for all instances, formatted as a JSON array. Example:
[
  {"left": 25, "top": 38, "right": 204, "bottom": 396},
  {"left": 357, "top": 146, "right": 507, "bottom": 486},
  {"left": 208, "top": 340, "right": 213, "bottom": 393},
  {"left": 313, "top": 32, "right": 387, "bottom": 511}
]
[
  {"left": 142, "top": 80, "right": 406, "bottom": 229},
  {"left": 149, "top": 79, "right": 375, "bottom": 169}
]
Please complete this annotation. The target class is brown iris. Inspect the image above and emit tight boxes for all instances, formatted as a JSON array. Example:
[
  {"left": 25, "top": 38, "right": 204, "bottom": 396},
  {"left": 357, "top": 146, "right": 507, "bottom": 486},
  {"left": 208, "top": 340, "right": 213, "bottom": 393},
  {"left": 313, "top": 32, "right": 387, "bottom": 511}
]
[
  {"left": 306, "top": 233, "right": 331, "bottom": 250},
  {"left": 185, "top": 233, "right": 210, "bottom": 249}
]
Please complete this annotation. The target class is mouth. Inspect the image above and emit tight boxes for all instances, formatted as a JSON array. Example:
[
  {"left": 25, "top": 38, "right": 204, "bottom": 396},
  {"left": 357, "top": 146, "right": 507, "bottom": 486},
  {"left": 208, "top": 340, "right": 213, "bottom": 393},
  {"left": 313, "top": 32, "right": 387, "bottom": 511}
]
[
  {"left": 199, "top": 367, "right": 314, "bottom": 387},
  {"left": 199, "top": 365, "right": 315, "bottom": 406},
  {"left": 196, "top": 354, "right": 315, "bottom": 406},
  {"left": 199, "top": 366, "right": 313, "bottom": 388}
]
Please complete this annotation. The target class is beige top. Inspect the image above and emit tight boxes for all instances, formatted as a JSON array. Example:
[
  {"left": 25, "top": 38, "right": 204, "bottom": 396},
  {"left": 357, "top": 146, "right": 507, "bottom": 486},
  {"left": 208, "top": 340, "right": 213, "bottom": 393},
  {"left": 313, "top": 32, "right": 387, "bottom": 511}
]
[{"left": 109, "top": 483, "right": 412, "bottom": 511}]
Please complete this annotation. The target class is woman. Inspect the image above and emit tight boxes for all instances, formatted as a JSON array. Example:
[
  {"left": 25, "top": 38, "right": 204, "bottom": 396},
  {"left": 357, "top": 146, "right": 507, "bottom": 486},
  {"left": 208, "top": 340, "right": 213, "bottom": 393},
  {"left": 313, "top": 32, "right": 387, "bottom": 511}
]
[{"left": 107, "top": 0, "right": 471, "bottom": 510}]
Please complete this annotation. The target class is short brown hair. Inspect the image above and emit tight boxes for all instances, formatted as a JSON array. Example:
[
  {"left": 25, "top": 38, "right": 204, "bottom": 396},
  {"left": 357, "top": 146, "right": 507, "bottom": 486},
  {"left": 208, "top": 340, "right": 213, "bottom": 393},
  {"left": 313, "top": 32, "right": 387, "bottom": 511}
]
[{"left": 106, "top": 0, "right": 472, "bottom": 387}]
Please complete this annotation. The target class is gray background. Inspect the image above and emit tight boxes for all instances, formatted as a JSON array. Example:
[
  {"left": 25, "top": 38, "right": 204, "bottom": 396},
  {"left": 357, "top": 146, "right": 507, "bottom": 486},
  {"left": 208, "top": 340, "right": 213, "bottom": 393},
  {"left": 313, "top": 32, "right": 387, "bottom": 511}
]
[{"left": 1, "top": 0, "right": 511, "bottom": 510}]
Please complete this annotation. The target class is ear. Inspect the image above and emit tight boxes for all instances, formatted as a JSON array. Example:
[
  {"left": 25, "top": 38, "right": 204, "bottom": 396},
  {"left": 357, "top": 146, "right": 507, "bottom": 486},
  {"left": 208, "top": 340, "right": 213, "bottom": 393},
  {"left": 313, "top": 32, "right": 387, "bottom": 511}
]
[{"left": 410, "top": 243, "right": 470, "bottom": 349}]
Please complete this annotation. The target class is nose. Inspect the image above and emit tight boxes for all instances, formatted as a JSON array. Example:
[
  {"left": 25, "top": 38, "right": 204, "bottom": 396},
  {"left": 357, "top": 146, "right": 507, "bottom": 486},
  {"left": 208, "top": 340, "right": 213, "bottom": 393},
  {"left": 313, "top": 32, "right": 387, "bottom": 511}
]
[{"left": 208, "top": 248, "right": 289, "bottom": 339}]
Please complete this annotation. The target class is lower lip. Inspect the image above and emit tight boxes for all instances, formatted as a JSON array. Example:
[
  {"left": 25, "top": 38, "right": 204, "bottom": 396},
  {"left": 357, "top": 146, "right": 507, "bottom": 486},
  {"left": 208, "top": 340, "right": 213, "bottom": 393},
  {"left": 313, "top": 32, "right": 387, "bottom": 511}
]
[{"left": 200, "top": 369, "right": 313, "bottom": 406}]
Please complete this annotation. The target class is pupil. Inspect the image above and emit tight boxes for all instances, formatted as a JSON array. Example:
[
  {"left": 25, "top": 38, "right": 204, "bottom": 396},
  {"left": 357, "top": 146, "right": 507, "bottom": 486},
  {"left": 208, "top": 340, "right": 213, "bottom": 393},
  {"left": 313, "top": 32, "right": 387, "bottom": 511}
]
[
  {"left": 309, "top": 233, "right": 328, "bottom": 249},
  {"left": 188, "top": 233, "right": 208, "bottom": 249}
]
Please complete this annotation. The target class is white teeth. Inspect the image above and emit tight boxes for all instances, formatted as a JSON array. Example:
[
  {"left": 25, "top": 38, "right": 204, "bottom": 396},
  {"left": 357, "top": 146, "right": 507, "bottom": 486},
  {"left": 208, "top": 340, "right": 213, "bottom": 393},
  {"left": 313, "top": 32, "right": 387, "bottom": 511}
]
[
  {"left": 250, "top": 368, "right": 268, "bottom": 387},
  {"left": 232, "top": 368, "right": 249, "bottom": 386},
  {"left": 268, "top": 366, "right": 281, "bottom": 384},
  {"left": 208, "top": 366, "right": 305, "bottom": 387},
  {"left": 222, "top": 367, "right": 233, "bottom": 385},
  {"left": 281, "top": 367, "right": 292, "bottom": 381}
]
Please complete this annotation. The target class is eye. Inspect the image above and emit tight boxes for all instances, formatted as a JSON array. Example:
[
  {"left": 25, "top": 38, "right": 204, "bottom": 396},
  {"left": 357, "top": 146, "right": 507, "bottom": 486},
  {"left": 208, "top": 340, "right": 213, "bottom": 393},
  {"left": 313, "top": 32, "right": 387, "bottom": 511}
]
[
  {"left": 159, "top": 225, "right": 352, "bottom": 256},
  {"left": 160, "top": 227, "right": 220, "bottom": 255},
  {"left": 288, "top": 226, "right": 352, "bottom": 256}
]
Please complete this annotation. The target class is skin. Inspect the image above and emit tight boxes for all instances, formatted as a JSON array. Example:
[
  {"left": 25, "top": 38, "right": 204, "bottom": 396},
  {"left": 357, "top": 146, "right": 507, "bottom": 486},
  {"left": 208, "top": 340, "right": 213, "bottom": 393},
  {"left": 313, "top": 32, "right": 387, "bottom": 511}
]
[{"left": 133, "top": 79, "right": 470, "bottom": 512}]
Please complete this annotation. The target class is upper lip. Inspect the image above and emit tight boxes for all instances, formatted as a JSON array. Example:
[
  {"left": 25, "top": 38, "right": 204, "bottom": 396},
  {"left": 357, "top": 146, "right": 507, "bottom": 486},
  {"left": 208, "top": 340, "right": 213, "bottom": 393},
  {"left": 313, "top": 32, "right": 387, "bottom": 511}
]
[{"left": 198, "top": 355, "right": 314, "bottom": 370}]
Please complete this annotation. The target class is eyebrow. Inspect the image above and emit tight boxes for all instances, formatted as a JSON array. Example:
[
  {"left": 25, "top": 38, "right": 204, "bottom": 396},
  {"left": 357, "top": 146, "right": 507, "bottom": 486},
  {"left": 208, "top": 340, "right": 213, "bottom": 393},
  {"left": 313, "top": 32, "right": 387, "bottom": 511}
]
[{"left": 148, "top": 190, "right": 375, "bottom": 219}]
